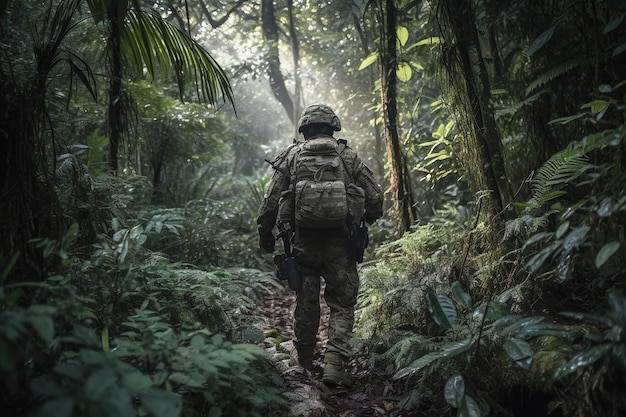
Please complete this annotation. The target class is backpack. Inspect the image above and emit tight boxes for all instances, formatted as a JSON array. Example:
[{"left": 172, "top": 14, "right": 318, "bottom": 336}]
[
  {"left": 277, "top": 137, "right": 366, "bottom": 229},
  {"left": 293, "top": 137, "right": 347, "bottom": 228}
]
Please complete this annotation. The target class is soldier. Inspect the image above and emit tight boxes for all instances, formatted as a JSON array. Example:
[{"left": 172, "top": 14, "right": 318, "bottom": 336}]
[{"left": 257, "top": 104, "right": 383, "bottom": 387}]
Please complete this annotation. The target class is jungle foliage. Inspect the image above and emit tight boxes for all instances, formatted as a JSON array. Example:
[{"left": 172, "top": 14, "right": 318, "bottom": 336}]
[{"left": 1, "top": 0, "right": 625, "bottom": 417}]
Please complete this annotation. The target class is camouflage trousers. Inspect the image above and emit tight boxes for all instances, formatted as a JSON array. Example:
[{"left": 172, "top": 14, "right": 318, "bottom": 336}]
[{"left": 292, "top": 228, "right": 359, "bottom": 358}]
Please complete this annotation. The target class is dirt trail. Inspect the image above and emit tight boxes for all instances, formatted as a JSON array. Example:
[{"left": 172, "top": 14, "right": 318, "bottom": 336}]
[{"left": 254, "top": 285, "right": 435, "bottom": 417}]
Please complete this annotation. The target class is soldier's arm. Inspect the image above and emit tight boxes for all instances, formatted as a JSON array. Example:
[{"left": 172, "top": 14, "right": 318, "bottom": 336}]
[
  {"left": 352, "top": 156, "right": 384, "bottom": 224},
  {"left": 257, "top": 148, "right": 294, "bottom": 234}
]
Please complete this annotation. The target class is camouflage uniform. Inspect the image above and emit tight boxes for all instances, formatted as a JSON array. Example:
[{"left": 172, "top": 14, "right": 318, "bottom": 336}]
[{"left": 257, "top": 106, "right": 383, "bottom": 375}]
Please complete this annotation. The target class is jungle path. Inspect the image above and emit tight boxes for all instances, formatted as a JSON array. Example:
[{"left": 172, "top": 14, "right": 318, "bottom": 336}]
[{"left": 253, "top": 284, "right": 438, "bottom": 417}]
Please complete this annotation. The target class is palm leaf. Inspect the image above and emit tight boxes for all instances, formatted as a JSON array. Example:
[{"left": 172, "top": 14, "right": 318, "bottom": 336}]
[{"left": 123, "top": 9, "right": 233, "bottom": 106}]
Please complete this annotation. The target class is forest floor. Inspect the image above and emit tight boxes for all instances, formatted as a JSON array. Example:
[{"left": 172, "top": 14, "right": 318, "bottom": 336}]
[{"left": 253, "top": 284, "right": 440, "bottom": 417}]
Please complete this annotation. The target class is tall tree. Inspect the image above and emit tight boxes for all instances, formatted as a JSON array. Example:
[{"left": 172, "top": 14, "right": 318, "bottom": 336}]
[
  {"left": 85, "top": 0, "right": 234, "bottom": 173},
  {"left": 0, "top": 0, "right": 234, "bottom": 282},
  {"left": 1, "top": 0, "right": 90, "bottom": 282},
  {"left": 261, "top": 0, "right": 295, "bottom": 124},
  {"left": 437, "top": 0, "right": 510, "bottom": 221},
  {"left": 376, "top": 0, "right": 416, "bottom": 231}
]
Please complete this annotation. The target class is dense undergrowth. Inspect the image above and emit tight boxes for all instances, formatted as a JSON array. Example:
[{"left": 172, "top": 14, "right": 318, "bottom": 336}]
[
  {"left": 1, "top": 169, "right": 290, "bottom": 417},
  {"left": 2, "top": 1, "right": 625, "bottom": 416},
  {"left": 2, "top": 93, "right": 626, "bottom": 416},
  {"left": 356, "top": 86, "right": 626, "bottom": 417},
  {"left": 2, "top": 93, "right": 625, "bottom": 417}
]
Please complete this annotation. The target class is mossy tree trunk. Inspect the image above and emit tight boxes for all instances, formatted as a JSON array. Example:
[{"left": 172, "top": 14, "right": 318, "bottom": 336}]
[
  {"left": 378, "top": 0, "right": 416, "bottom": 232},
  {"left": 438, "top": 0, "right": 512, "bottom": 221}
]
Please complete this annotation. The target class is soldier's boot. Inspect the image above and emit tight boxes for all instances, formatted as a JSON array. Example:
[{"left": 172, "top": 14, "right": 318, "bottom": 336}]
[
  {"left": 292, "top": 348, "right": 314, "bottom": 371},
  {"left": 322, "top": 352, "right": 353, "bottom": 387}
]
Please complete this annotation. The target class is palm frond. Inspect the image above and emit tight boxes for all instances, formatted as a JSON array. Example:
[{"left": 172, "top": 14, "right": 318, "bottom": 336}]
[{"left": 122, "top": 8, "right": 234, "bottom": 107}]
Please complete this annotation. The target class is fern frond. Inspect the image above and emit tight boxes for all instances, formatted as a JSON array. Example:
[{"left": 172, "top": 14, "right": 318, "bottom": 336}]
[
  {"left": 377, "top": 333, "right": 431, "bottom": 368},
  {"left": 525, "top": 58, "right": 580, "bottom": 96},
  {"left": 528, "top": 150, "right": 591, "bottom": 212}
]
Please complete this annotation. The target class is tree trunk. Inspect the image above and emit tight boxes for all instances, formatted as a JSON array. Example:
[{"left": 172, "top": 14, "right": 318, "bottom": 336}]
[
  {"left": 440, "top": 0, "right": 511, "bottom": 217},
  {"left": 379, "top": 0, "right": 415, "bottom": 231},
  {"left": 354, "top": 11, "right": 386, "bottom": 183},
  {"left": 262, "top": 0, "right": 295, "bottom": 124},
  {"left": 287, "top": 0, "right": 302, "bottom": 125},
  {"left": 108, "top": 4, "right": 122, "bottom": 174},
  {"left": 0, "top": 76, "right": 64, "bottom": 285}
]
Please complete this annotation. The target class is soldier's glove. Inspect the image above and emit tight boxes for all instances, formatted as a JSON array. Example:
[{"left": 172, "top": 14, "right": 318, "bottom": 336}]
[{"left": 259, "top": 232, "right": 275, "bottom": 253}]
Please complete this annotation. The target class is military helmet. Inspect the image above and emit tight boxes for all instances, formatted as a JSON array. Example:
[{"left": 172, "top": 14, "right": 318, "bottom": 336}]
[{"left": 297, "top": 104, "right": 341, "bottom": 133}]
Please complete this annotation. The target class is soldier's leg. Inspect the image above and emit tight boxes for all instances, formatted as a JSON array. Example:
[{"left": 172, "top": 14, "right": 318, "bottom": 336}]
[
  {"left": 293, "top": 273, "right": 321, "bottom": 369},
  {"left": 321, "top": 239, "right": 359, "bottom": 386},
  {"left": 324, "top": 266, "right": 359, "bottom": 357}
]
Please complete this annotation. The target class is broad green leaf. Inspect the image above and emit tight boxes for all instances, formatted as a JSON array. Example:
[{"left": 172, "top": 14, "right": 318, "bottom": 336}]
[
  {"left": 522, "top": 231, "right": 554, "bottom": 250},
  {"left": 548, "top": 114, "right": 586, "bottom": 125},
  {"left": 190, "top": 334, "right": 205, "bottom": 351},
  {"left": 607, "top": 290, "right": 626, "bottom": 319},
  {"left": 85, "top": 369, "right": 117, "bottom": 400},
  {"left": 53, "top": 363, "right": 83, "bottom": 380},
  {"left": 113, "top": 228, "right": 127, "bottom": 242},
  {"left": 427, "top": 293, "right": 457, "bottom": 330},
  {"left": 80, "top": 349, "right": 105, "bottom": 365},
  {"left": 499, "top": 316, "right": 544, "bottom": 336},
  {"left": 407, "top": 36, "right": 442, "bottom": 51},
  {"left": 169, "top": 372, "right": 204, "bottom": 388},
  {"left": 444, "top": 374, "right": 464, "bottom": 407},
  {"left": 613, "top": 41, "right": 626, "bottom": 57},
  {"left": 129, "top": 225, "right": 145, "bottom": 240},
  {"left": 483, "top": 301, "right": 511, "bottom": 321},
  {"left": 515, "top": 323, "right": 573, "bottom": 339},
  {"left": 397, "top": 25, "right": 409, "bottom": 47},
  {"left": 555, "top": 221, "right": 570, "bottom": 239},
  {"left": 563, "top": 226, "right": 590, "bottom": 253},
  {"left": 122, "top": 372, "right": 153, "bottom": 392},
  {"left": 27, "top": 314, "right": 55, "bottom": 344},
  {"left": 393, "top": 351, "right": 441, "bottom": 379},
  {"left": 62, "top": 222, "right": 80, "bottom": 249},
  {"left": 580, "top": 99, "right": 610, "bottom": 114},
  {"left": 451, "top": 281, "right": 472, "bottom": 309},
  {"left": 190, "top": 353, "right": 219, "bottom": 376},
  {"left": 102, "top": 386, "right": 134, "bottom": 417},
  {"left": 112, "top": 217, "right": 122, "bottom": 231},
  {"left": 504, "top": 338, "right": 533, "bottom": 370},
  {"left": 554, "top": 343, "right": 613, "bottom": 380},
  {"left": 603, "top": 14, "right": 624, "bottom": 34},
  {"left": 526, "top": 243, "right": 559, "bottom": 273},
  {"left": 560, "top": 311, "right": 613, "bottom": 327},
  {"left": 394, "top": 339, "right": 474, "bottom": 378},
  {"left": 396, "top": 62, "right": 412, "bottom": 82},
  {"left": 411, "top": 60, "right": 424, "bottom": 70},
  {"left": 528, "top": 27, "right": 554, "bottom": 56},
  {"left": 34, "top": 396, "right": 74, "bottom": 417},
  {"left": 459, "top": 394, "right": 483, "bottom": 417},
  {"left": 595, "top": 242, "right": 620, "bottom": 268},
  {"left": 358, "top": 52, "right": 379, "bottom": 71},
  {"left": 139, "top": 389, "right": 182, "bottom": 417}
]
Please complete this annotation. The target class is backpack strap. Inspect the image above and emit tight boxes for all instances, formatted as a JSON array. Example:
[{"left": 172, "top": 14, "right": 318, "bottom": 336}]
[
  {"left": 337, "top": 138, "right": 347, "bottom": 154},
  {"left": 336, "top": 138, "right": 354, "bottom": 184}
]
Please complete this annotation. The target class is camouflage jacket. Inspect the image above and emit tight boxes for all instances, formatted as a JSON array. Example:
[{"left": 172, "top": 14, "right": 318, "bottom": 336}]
[{"left": 257, "top": 136, "right": 384, "bottom": 238}]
